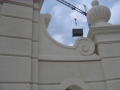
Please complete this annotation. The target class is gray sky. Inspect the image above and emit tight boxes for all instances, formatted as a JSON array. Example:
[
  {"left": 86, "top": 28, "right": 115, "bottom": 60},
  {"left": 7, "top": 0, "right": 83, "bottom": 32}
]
[{"left": 40, "top": 0, "right": 120, "bottom": 46}]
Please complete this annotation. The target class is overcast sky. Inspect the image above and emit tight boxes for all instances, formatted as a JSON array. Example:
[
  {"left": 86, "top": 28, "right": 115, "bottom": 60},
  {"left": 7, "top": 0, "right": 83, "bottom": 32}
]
[{"left": 40, "top": 0, "right": 120, "bottom": 46}]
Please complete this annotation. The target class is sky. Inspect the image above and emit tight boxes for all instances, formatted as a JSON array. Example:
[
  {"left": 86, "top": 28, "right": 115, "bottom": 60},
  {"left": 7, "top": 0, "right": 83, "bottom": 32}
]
[{"left": 40, "top": 0, "right": 120, "bottom": 46}]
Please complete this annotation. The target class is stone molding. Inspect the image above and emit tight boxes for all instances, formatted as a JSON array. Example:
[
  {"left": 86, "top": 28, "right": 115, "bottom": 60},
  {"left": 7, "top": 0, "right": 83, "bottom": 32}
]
[
  {"left": 38, "top": 14, "right": 100, "bottom": 61},
  {"left": 56, "top": 78, "right": 92, "bottom": 90},
  {"left": 87, "top": 25, "right": 120, "bottom": 45}
]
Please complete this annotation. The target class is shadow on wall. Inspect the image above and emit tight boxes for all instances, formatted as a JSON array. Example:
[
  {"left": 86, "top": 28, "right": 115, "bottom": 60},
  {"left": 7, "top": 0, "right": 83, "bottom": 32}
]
[{"left": 66, "top": 85, "right": 83, "bottom": 90}]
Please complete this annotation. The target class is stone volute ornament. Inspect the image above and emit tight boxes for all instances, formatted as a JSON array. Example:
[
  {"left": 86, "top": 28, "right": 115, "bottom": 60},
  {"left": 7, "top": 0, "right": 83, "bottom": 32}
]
[{"left": 87, "top": 0, "right": 112, "bottom": 26}]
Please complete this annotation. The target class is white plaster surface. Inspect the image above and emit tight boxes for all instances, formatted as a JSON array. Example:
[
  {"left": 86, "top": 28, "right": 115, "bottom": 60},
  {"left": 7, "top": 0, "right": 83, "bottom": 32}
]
[
  {"left": 0, "top": 37, "right": 31, "bottom": 56},
  {"left": 0, "top": 84, "right": 30, "bottom": 90},
  {"left": 38, "top": 61, "right": 104, "bottom": 83},
  {"left": 97, "top": 43, "right": 120, "bottom": 58},
  {"left": 102, "top": 58, "right": 120, "bottom": 80},
  {"left": 2, "top": 3, "right": 33, "bottom": 19},
  {"left": 107, "top": 80, "right": 120, "bottom": 90},
  {"left": 32, "top": 42, "right": 38, "bottom": 58},
  {"left": 0, "top": 16, "right": 32, "bottom": 39},
  {"left": 0, "top": 56, "right": 31, "bottom": 82},
  {"left": 88, "top": 82, "right": 107, "bottom": 90},
  {"left": 32, "top": 23, "right": 38, "bottom": 41}
]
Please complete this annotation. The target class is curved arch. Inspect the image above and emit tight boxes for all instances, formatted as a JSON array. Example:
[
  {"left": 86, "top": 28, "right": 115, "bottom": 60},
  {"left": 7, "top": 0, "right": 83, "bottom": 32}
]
[
  {"left": 41, "top": 13, "right": 95, "bottom": 51},
  {"left": 56, "top": 78, "right": 91, "bottom": 90},
  {"left": 67, "top": 85, "right": 83, "bottom": 90}
]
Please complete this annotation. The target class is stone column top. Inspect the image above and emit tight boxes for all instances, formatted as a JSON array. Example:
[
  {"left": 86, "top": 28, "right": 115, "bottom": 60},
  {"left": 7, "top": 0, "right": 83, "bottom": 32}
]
[{"left": 87, "top": 0, "right": 112, "bottom": 26}]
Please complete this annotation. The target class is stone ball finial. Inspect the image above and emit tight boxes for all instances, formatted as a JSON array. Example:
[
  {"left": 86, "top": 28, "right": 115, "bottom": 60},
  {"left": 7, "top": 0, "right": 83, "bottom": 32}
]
[
  {"left": 87, "top": 0, "right": 112, "bottom": 26},
  {"left": 92, "top": 0, "right": 99, "bottom": 7}
]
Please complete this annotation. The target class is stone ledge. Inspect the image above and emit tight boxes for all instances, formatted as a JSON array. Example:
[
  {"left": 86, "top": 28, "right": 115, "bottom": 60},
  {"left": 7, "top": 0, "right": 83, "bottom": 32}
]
[
  {"left": 38, "top": 54, "right": 101, "bottom": 61},
  {"left": 87, "top": 25, "right": 120, "bottom": 45},
  {"left": 0, "top": 84, "right": 30, "bottom": 90},
  {"left": 2, "top": 0, "right": 33, "bottom": 7}
]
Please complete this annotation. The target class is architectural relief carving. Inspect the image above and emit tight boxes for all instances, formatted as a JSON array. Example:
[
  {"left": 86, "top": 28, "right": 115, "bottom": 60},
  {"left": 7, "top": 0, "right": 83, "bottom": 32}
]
[
  {"left": 87, "top": 0, "right": 112, "bottom": 26},
  {"left": 75, "top": 38, "right": 95, "bottom": 56}
]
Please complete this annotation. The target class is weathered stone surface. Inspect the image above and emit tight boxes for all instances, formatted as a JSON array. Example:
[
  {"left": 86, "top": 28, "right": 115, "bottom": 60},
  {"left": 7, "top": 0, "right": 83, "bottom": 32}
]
[
  {"left": 0, "top": 56, "right": 31, "bottom": 82},
  {"left": 2, "top": 3, "right": 33, "bottom": 19},
  {"left": 0, "top": 16, "right": 32, "bottom": 39}
]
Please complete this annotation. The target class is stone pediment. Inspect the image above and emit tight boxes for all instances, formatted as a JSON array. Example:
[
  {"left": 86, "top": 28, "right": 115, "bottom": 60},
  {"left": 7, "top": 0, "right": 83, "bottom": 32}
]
[{"left": 38, "top": 14, "right": 101, "bottom": 61}]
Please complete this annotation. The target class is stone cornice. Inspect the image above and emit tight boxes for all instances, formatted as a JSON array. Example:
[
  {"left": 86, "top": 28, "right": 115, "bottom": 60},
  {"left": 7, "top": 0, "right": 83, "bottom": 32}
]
[{"left": 87, "top": 25, "right": 120, "bottom": 45}]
